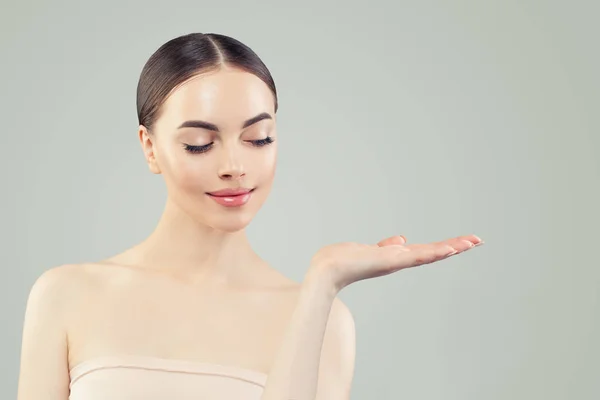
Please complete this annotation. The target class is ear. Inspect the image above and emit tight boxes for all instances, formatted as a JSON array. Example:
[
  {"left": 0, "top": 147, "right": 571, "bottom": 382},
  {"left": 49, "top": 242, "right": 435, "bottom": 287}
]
[{"left": 138, "top": 125, "right": 161, "bottom": 174}]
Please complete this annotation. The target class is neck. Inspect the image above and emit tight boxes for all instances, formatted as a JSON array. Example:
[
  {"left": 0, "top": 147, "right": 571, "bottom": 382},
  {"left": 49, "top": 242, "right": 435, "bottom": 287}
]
[{"left": 115, "top": 197, "right": 260, "bottom": 281}]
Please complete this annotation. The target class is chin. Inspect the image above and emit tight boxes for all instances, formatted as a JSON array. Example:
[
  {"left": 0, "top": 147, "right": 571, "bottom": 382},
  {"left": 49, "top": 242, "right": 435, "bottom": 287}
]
[{"left": 207, "top": 214, "right": 253, "bottom": 233}]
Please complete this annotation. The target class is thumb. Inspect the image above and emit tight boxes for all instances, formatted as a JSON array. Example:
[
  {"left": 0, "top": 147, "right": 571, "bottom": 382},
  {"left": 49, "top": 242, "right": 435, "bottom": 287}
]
[{"left": 377, "top": 235, "right": 407, "bottom": 247}]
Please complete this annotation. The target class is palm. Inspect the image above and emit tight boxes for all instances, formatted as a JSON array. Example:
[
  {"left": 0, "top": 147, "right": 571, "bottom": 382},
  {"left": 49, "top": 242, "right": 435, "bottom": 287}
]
[{"left": 310, "top": 234, "right": 483, "bottom": 291}]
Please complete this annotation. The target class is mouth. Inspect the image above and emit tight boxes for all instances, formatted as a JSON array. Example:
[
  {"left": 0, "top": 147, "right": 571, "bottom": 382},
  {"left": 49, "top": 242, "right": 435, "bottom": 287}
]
[
  {"left": 205, "top": 188, "right": 256, "bottom": 208},
  {"left": 206, "top": 188, "right": 255, "bottom": 197}
]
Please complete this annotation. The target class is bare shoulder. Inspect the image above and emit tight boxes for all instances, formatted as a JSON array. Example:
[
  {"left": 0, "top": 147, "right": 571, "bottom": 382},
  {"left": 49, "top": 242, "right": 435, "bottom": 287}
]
[
  {"left": 18, "top": 263, "right": 112, "bottom": 399},
  {"left": 27, "top": 264, "right": 91, "bottom": 309},
  {"left": 316, "top": 296, "right": 356, "bottom": 398},
  {"left": 25, "top": 262, "right": 121, "bottom": 324},
  {"left": 326, "top": 296, "right": 356, "bottom": 353},
  {"left": 21, "top": 264, "right": 92, "bottom": 350},
  {"left": 330, "top": 297, "right": 354, "bottom": 326},
  {"left": 28, "top": 263, "right": 106, "bottom": 301}
]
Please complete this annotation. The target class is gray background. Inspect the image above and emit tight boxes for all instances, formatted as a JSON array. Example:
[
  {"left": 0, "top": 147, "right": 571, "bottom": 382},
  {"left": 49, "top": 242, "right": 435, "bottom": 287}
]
[{"left": 2, "top": 0, "right": 598, "bottom": 399}]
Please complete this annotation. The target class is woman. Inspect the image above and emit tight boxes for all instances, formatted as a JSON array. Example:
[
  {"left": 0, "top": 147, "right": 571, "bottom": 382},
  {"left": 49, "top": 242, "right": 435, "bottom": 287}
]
[{"left": 17, "top": 32, "right": 483, "bottom": 399}]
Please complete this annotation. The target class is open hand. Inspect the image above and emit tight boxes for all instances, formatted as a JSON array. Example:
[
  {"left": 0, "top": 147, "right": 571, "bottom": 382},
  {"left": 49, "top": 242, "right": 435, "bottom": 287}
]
[{"left": 308, "top": 234, "right": 483, "bottom": 292}]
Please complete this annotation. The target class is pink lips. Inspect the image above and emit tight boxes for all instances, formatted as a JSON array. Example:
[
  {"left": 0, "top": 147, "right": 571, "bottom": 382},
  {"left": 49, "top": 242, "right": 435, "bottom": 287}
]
[{"left": 206, "top": 188, "right": 254, "bottom": 207}]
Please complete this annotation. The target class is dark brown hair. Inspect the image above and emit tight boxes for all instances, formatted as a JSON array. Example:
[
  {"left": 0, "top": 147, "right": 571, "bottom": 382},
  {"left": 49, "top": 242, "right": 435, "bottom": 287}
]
[{"left": 136, "top": 32, "right": 278, "bottom": 131}]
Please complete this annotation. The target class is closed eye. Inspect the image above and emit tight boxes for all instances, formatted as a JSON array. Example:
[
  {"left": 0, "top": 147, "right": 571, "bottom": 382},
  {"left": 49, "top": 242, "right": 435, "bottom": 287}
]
[
  {"left": 183, "top": 143, "right": 212, "bottom": 154},
  {"left": 183, "top": 137, "right": 275, "bottom": 154},
  {"left": 248, "top": 136, "right": 275, "bottom": 147}
]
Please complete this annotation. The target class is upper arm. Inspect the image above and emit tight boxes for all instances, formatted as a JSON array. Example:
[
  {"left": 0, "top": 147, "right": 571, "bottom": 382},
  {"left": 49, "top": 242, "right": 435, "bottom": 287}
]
[
  {"left": 18, "top": 265, "right": 75, "bottom": 400},
  {"left": 316, "top": 297, "right": 356, "bottom": 400}
]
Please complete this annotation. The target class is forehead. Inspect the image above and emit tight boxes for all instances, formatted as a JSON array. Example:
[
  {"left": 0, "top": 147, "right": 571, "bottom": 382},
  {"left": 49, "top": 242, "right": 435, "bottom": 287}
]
[{"left": 160, "top": 68, "right": 275, "bottom": 128}]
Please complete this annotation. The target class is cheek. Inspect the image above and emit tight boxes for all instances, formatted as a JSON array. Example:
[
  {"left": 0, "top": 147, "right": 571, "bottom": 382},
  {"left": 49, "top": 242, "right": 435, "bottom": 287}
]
[
  {"left": 177, "top": 161, "right": 211, "bottom": 192},
  {"left": 162, "top": 152, "right": 212, "bottom": 193},
  {"left": 255, "top": 146, "right": 277, "bottom": 180}
]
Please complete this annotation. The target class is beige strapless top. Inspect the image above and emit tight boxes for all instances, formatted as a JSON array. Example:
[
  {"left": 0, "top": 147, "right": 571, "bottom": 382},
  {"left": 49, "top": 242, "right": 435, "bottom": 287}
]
[{"left": 69, "top": 355, "right": 268, "bottom": 399}]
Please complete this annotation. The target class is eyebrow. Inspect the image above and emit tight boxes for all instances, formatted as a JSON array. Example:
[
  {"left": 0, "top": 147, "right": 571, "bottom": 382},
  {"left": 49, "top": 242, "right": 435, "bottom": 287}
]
[{"left": 176, "top": 112, "right": 272, "bottom": 132}]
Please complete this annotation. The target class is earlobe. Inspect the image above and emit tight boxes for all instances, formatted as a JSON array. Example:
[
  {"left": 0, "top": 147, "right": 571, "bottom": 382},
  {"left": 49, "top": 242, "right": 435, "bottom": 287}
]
[{"left": 138, "top": 125, "right": 162, "bottom": 174}]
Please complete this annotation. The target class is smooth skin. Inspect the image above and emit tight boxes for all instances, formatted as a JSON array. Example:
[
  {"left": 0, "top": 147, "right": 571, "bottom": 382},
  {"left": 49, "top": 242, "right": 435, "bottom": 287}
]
[{"left": 17, "top": 65, "right": 483, "bottom": 399}]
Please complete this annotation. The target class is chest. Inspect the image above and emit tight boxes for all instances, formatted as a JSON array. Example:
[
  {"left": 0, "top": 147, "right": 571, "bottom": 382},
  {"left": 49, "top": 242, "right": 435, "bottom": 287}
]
[{"left": 68, "top": 277, "right": 298, "bottom": 372}]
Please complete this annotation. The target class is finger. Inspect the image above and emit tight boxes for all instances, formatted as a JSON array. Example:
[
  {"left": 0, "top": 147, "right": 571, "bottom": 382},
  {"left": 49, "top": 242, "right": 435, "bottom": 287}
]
[
  {"left": 446, "top": 239, "right": 476, "bottom": 252},
  {"left": 383, "top": 243, "right": 454, "bottom": 272},
  {"left": 377, "top": 235, "right": 407, "bottom": 247},
  {"left": 411, "top": 244, "right": 456, "bottom": 266},
  {"left": 383, "top": 235, "right": 483, "bottom": 273},
  {"left": 433, "top": 235, "right": 484, "bottom": 252},
  {"left": 409, "top": 240, "right": 471, "bottom": 258},
  {"left": 443, "top": 235, "right": 483, "bottom": 246}
]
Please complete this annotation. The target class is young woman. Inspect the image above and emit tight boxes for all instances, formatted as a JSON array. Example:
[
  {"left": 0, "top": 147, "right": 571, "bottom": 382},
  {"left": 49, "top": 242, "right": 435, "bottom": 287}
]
[{"left": 17, "top": 32, "right": 483, "bottom": 400}]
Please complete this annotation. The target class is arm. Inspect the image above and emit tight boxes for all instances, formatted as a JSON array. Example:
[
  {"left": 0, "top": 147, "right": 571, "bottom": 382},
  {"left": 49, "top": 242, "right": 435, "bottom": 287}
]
[
  {"left": 260, "top": 234, "right": 481, "bottom": 399},
  {"left": 17, "top": 266, "right": 72, "bottom": 400},
  {"left": 261, "top": 270, "right": 355, "bottom": 400}
]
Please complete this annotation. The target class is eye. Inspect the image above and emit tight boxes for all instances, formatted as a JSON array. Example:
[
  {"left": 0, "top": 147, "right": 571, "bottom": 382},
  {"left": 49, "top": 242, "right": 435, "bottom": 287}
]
[
  {"left": 247, "top": 136, "right": 275, "bottom": 147},
  {"left": 182, "top": 136, "right": 274, "bottom": 155},
  {"left": 183, "top": 143, "right": 213, "bottom": 154}
]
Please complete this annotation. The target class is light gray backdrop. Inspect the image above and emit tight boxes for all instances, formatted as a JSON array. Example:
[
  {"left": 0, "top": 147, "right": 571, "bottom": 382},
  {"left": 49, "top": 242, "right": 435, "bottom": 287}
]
[{"left": 2, "top": 0, "right": 598, "bottom": 399}]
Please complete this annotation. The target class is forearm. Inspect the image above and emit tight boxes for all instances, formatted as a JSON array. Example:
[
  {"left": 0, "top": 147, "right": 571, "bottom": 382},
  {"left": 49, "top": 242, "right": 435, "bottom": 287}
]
[{"left": 260, "top": 270, "right": 338, "bottom": 400}]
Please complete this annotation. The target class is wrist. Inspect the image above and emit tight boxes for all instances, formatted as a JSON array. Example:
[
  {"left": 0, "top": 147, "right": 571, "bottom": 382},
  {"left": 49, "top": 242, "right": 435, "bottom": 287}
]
[{"left": 303, "top": 263, "right": 340, "bottom": 299}]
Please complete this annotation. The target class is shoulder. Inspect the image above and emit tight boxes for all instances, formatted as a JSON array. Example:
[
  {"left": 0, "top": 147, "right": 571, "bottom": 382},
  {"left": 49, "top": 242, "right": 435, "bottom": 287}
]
[
  {"left": 28, "top": 262, "right": 107, "bottom": 295},
  {"left": 329, "top": 297, "right": 355, "bottom": 332},
  {"left": 316, "top": 296, "right": 356, "bottom": 398},
  {"left": 26, "top": 264, "right": 88, "bottom": 309},
  {"left": 21, "top": 264, "right": 90, "bottom": 350},
  {"left": 18, "top": 263, "right": 106, "bottom": 398},
  {"left": 324, "top": 297, "right": 356, "bottom": 363},
  {"left": 25, "top": 262, "right": 117, "bottom": 321}
]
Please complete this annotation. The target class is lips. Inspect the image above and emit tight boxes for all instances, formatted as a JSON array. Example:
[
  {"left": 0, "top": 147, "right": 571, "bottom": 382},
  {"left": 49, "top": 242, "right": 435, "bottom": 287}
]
[
  {"left": 207, "top": 188, "right": 254, "bottom": 197},
  {"left": 206, "top": 187, "right": 255, "bottom": 208}
]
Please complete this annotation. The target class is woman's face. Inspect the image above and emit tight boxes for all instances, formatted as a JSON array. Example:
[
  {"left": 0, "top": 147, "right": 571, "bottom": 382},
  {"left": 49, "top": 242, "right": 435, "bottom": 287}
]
[{"left": 139, "top": 67, "right": 278, "bottom": 233}]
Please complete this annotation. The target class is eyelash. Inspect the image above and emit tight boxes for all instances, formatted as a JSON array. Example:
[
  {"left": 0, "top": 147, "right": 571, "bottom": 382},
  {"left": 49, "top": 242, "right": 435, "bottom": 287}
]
[{"left": 183, "top": 137, "right": 275, "bottom": 154}]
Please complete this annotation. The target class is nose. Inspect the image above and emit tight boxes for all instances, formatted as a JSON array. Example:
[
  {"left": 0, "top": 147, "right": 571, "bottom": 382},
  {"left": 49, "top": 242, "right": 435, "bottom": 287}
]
[{"left": 217, "top": 145, "right": 246, "bottom": 181}]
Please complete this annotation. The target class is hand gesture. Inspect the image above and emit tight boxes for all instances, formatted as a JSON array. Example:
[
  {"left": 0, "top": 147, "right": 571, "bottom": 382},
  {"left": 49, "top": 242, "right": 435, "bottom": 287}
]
[{"left": 308, "top": 234, "right": 483, "bottom": 292}]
